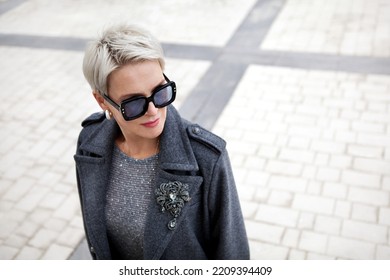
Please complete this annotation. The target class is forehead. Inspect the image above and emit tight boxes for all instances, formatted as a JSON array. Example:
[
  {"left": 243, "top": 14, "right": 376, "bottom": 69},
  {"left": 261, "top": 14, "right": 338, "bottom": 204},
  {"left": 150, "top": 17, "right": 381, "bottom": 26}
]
[{"left": 107, "top": 61, "right": 163, "bottom": 98}]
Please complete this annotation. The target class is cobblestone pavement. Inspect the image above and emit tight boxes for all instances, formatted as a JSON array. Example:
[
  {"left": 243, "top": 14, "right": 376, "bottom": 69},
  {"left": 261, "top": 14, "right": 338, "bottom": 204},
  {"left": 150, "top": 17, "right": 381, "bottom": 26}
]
[{"left": 0, "top": 0, "right": 390, "bottom": 260}]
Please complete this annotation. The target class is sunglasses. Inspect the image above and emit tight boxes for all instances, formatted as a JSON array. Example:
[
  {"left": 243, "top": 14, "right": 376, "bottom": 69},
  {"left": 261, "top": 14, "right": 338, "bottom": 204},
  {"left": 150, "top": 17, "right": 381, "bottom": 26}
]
[{"left": 102, "top": 74, "right": 176, "bottom": 121}]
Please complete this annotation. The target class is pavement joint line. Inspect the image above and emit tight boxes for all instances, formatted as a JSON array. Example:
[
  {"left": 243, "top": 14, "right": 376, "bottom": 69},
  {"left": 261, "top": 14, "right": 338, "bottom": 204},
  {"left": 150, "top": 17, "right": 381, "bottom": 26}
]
[
  {"left": 1, "top": 33, "right": 389, "bottom": 76},
  {"left": 0, "top": 0, "right": 26, "bottom": 16}
]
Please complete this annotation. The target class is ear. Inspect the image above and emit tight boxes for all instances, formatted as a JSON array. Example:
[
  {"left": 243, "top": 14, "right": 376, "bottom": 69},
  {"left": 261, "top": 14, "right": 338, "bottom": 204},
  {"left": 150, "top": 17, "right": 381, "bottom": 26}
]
[{"left": 92, "top": 91, "right": 109, "bottom": 111}]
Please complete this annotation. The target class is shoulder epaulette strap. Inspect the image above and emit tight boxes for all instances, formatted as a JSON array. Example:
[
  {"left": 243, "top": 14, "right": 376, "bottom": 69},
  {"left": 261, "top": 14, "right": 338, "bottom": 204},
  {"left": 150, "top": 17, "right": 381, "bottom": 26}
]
[
  {"left": 187, "top": 124, "right": 226, "bottom": 153},
  {"left": 81, "top": 112, "right": 105, "bottom": 127}
]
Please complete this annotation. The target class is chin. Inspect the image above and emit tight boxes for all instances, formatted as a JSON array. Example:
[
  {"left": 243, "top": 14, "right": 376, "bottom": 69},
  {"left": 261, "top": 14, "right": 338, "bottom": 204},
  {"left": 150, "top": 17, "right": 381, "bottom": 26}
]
[{"left": 145, "top": 119, "right": 165, "bottom": 139}]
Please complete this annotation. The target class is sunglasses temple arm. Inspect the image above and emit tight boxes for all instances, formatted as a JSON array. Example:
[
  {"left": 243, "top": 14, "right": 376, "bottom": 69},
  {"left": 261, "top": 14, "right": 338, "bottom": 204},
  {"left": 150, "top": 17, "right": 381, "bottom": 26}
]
[
  {"left": 163, "top": 73, "right": 170, "bottom": 82},
  {"left": 102, "top": 94, "right": 121, "bottom": 110}
]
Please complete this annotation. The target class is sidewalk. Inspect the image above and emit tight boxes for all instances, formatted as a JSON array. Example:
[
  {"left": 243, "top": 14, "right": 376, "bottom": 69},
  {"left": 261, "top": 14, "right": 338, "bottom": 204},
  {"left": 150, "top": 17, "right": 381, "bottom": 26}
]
[{"left": 1, "top": 0, "right": 390, "bottom": 260}]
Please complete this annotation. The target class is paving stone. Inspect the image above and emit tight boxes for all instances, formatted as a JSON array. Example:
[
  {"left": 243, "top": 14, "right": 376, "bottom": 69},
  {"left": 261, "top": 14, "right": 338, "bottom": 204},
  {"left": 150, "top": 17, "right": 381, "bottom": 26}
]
[
  {"left": 342, "top": 220, "right": 387, "bottom": 243},
  {"left": 378, "top": 208, "right": 390, "bottom": 226},
  {"left": 52, "top": 193, "right": 80, "bottom": 221},
  {"left": 41, "top": 243, "right": 73, "bottom": 260},
  {"left": 288, "top": 125, "right": 321, "bottom": 139},
  {"left": 39, "top": 192, "right": 67, "bottom": 210},
  {"left": 342, "top": 170, "right": 382, "bottom": 189},
  {"left": 255, "top": 204, "right": 299, "bottom": 228},
  {"left": 357, "top": 133, "right": 390, "bottom": 148},
  {"left": 282, "top": 228, "right": 300, "bottom": 248},
  {"left": 297, "top": 212, "right": 315, "bottom": 230},
  {"left": 348, "top": 187, "right": 389, "bottom": 206},
  {"left": 4, "top": 234, "right": 28, "bottom": 249},
  {"left": 302, "top": 166, "right": 317, "bottom": 180},
  {"left": 42, "top": 218, "right": 67, "bottom": 232},
  {"left": 15, "top": 246, "right": 43, "bottom": 260},
  {"left": 245, "top": 170, "right": 270, "bottom": 187},
  {"left": 27, "top": 208, "right": 52, "bottom": 226},
  {"left": 14, "top": 186, "right": 50, "bottom": 212},
  {"left": 245, "top": 220, "right": 284, "bottom": 244},
  {"left": 243, "top": 156, "right": 266, "bottom": 170},
  {"left": 384, "top": 176, "right": 390, "bottom": 191},
  {"left": 3, "top": 178, "right": 35, "bottom": 202},
  {"left": 57, "top": 227, "right": 85, "bottom": 248},
  {"left": 28, "top": 228, "right": 59, "bottom": 249},
  {"left": 266, "top": 160, "right": 303, "bottom": 176},
  {"left": 299, "top": 231, "right": 328, "bottom": 255},
  {"left": 328, "top": 236, "right": 375, "bottom": 259},
  {"left": 14, "top": 221, "right": 39, "bottom": 239},
  {"left": 323, "top": 183, "right": 348, "bottom": 199},
  {"left": 354, "top": 158, "right": 390, "bottom": 176},
  {"left": 306, "top": 181, "right": 322, "bottom": 195},
  {"left": 335, "top": 131, "right": 357, "bottom": 143},
  {"left": 240, "top": 201, "right": 258, "bottom": 219},
  {"left": 352, "top": 203, "right": 378, "bottom": 223},
  {"left": 347, "top": 145, "right": 383, "bottom": 158},
  {"left": 279, "top": 148, "right": 315, "bottom": 164},
  {"left": 288, "top": 136, "right": 311, "bottom": 149},
  {"left": 288, "top": 249, "right": 306, "bottom": 260},
  {"left": 69, "top": 215, "right": 84, "bottom": 230},
  {"left": 334, "top": 201, "right": 352, "bottom": 219},
  {"left": 311, "top": 140, "right": 346, "bottom": 154},
  {"left": 351, "top": 121, "right": 386, "bottom": 133},
  {"left": 268, "top": 176, "right": 307, "bottom": 193},
  {"left": 268, "top": 190, "right": 293, "bottom": 207},
  {"left": 0, "top": 245, "right": 19, "bottom": 260},
  {"left": 293, "top": 194, "right": 335, "bottom": 215},
  {"left": 314, "top": 215, "right": 342, "bottom": 235},
  {"left": 376, "top": 245, "right": 390, "bottom": 259},
  {"left": 248, "top": 240, "right": 289, "bottom": 260},
  {"left": 314, "top": 153, "right": 330, "bottom": 166},
  {"left": 257, "top": 145, "right": 279, "bottom": 158},
  {"left": 0, "top": 219, "right": 18, "bottom": 239},
  {"left": 306, "top": 252, "right": 335, "bottom": 260},
  {"left": 329, "top": 155, "right": 352, "bottom": 169},
  {"left": 316, "top": 167, "right": 341, "bottom": 182},
  {"left": 254, "top": 187, "right": 270, "bottom": 203}
]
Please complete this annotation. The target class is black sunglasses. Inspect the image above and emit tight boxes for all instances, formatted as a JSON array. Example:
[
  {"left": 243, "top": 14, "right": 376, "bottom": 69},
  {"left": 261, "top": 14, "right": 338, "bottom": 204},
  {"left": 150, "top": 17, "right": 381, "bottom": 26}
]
[{"left": 103, "top": 74, "right": 176, "bottom": 121}]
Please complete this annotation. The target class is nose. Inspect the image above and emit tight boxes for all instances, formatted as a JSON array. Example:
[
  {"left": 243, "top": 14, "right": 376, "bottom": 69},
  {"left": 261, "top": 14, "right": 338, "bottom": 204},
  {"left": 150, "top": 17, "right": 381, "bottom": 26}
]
[{"left": 145, "top": 101, "right": 158, "bottom": 116}]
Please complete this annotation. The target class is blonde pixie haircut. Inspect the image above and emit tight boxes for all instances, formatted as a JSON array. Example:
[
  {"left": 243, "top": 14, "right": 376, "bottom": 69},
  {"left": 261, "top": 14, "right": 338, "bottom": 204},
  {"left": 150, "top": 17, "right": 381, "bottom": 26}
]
[{"left": 82, "top": 23, "right": 165, "bottom": 95}]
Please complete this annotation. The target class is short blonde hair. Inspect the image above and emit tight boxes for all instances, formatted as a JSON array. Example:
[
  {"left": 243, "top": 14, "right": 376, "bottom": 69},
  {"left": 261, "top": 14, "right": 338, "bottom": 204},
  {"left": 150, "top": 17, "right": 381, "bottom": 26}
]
[{"left": 82, "top": 23, "right": 165, "bottom": 95}]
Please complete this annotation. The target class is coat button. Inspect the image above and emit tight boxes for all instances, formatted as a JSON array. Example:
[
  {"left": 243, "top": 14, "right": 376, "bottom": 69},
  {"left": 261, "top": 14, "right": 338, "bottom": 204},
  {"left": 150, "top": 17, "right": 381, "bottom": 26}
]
[
  {"left": 90, "top": 246, "right": 95, "bottom": 253},
  {"left": 192, "top": 127, "right": 200, "bottom": 134}
]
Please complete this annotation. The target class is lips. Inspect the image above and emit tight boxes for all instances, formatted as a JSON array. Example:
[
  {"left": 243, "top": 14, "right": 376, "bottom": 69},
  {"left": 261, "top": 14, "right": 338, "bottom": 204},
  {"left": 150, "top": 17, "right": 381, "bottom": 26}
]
[{"left": 141, "top": 118, "right": 160, "bottom": 128}]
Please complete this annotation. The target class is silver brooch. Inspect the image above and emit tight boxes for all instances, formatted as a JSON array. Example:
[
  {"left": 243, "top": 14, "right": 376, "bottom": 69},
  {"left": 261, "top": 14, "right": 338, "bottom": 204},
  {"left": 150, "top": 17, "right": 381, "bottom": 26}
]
[{"left": 155, "top": 181, "right": 191, "bottom": 230}]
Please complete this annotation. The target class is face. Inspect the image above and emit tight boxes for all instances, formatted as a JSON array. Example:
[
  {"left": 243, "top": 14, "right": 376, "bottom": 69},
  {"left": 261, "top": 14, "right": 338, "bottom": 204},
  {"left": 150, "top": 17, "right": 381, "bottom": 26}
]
[{"left": 95, "top": 60, "right": 169, "bottom": 142}]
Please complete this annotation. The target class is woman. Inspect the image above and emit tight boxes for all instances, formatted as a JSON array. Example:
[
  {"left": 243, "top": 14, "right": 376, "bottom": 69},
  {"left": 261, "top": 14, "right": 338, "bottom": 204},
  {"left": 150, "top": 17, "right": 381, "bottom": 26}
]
[{"left": 74, "top": 23, "right": 249, "bottom": 260}]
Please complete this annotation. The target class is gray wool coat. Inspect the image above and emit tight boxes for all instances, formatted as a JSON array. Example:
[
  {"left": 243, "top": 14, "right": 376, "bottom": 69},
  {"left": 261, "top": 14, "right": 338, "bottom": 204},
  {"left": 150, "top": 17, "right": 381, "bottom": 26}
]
[{"left": 74, "top": 106, "right": 249, "bottom": 260}]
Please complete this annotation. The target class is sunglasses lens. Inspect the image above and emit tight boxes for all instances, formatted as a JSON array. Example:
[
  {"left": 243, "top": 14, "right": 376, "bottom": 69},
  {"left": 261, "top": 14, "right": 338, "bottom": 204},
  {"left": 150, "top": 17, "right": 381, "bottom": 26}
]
[
  {"left": 154, "top": 83, "right": 175, "bottom": 107},
  {"left": 123, "top": 98, "right": 146, "bottom": 119},
  {"left": 120, "top": 81, "right": 176, "bottom": 121}
]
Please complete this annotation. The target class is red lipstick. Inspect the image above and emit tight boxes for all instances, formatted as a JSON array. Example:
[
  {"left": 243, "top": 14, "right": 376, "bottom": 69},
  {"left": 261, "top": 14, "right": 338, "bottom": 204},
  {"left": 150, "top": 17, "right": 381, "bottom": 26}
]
[{"left": 142, "top": 118, "right": 160, "bottom": 128}]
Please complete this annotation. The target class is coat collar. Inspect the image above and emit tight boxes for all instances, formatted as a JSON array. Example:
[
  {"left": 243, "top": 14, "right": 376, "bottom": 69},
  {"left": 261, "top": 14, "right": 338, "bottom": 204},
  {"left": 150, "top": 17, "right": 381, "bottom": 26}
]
[{"left": 78, "top": 106, "right": 199, "bottom": 172}]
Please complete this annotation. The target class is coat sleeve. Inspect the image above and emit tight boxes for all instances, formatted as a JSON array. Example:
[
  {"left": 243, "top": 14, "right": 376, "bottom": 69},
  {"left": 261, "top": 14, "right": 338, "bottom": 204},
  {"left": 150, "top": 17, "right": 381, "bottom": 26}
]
[{"left": 208, "top": 149, "right": 250, "bottom": 259}]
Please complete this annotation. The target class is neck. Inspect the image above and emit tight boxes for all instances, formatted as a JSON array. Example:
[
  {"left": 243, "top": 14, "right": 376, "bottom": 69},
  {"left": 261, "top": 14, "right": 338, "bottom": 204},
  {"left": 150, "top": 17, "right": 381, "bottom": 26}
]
[{"left": 116, "top": 135, "right": 160, "bottom": 159}]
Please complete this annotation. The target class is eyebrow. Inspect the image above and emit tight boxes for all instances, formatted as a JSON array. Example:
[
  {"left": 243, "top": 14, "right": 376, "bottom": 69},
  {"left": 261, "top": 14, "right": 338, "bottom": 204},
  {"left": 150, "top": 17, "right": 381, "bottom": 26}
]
[{"left": 119, "top": 78, "right": 166, "bottom": 101}]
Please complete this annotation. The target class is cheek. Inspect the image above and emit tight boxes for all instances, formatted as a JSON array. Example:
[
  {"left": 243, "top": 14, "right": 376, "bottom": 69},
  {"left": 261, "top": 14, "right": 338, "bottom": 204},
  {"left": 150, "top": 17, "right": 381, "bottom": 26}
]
[{"left": 160, "top": 108, "right": 168, "bottom": 123}]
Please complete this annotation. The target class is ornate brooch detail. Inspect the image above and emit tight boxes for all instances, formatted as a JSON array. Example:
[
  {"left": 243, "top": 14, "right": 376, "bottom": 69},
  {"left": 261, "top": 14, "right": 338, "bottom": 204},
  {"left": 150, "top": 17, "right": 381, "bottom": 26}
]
[{"left": 155, "top": 181, "right": 191, "bottom": 230}]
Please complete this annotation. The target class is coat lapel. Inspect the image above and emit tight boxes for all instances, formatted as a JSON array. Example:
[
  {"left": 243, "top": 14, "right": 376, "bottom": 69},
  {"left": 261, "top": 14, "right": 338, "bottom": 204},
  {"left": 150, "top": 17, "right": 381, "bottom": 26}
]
[
  {"left": 74, "top": 118, "right": 119, "bottom": 259},
  {"left": 143, "top": 107, "right": 203, "bottom": 259}
]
